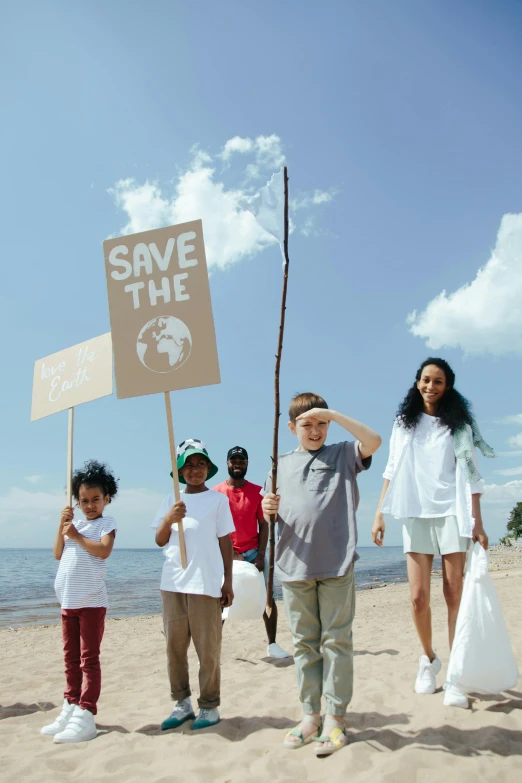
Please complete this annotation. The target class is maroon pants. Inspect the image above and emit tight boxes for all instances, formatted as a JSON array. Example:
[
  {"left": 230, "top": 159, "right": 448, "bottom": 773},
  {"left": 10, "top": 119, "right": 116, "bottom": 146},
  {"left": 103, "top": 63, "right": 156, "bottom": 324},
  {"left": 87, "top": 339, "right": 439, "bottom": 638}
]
[{"left": 61, "top": 607, "right": 106, "bottom": 715}]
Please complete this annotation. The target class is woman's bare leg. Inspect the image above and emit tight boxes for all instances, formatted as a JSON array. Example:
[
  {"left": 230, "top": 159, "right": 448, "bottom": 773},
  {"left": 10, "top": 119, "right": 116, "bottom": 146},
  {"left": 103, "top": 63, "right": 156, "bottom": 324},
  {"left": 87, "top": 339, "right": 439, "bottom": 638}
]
[
  {"left": 406, "top": 553, "right": 435, "bottom": 659},
  {"left": 441, "top": 552, "right": 466, "bottom": 649}
]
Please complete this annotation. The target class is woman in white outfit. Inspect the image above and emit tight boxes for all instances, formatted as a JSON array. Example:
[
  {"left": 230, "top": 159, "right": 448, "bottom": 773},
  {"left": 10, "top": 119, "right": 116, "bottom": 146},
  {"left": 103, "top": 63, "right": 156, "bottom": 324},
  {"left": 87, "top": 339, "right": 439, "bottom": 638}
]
[{"left": 372, "top": 358, "right": 493, "bottom": 708}]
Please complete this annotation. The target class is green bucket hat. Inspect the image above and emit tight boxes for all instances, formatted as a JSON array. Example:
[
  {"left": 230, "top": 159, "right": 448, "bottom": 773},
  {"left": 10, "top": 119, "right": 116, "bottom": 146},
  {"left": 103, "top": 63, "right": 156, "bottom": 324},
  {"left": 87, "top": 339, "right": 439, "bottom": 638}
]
[{"left": 171, "top": 438, "right": 218, "bottom": 484}]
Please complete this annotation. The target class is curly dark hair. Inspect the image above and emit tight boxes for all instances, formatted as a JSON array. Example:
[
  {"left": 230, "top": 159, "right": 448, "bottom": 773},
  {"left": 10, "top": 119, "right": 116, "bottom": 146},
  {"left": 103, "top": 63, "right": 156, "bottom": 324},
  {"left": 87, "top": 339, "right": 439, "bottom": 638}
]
[
  {"left": 396, "top": 357, "right": 473, "bottom": 434},
  {"left": 72, "top": 459, "right": 119, "bottom": 501}
]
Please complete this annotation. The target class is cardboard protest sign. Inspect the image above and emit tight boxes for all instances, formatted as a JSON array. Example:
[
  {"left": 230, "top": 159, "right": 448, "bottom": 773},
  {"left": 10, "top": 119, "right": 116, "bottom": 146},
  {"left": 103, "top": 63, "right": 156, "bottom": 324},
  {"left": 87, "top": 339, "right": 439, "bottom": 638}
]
[
  {"left": 31, "top": 333, "right": 113, "bottom": 422},
  {"left": 103, "top": 219, "right": 220, "bottom": 399}
]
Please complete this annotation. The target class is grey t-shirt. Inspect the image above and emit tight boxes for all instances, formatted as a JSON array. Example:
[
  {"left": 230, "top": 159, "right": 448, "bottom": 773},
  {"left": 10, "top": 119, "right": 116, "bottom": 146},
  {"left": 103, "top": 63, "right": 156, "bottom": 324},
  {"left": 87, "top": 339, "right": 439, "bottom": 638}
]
[{"left": 263, "top": 441, "right": 371, "bottom": 582}]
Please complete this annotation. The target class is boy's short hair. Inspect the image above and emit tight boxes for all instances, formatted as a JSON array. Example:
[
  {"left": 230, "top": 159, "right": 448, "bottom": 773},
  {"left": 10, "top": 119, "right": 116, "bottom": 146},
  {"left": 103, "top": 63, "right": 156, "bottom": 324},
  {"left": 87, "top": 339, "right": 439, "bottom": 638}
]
[{"left": 288, "top": 392, "right": 328, "bottom": 423}]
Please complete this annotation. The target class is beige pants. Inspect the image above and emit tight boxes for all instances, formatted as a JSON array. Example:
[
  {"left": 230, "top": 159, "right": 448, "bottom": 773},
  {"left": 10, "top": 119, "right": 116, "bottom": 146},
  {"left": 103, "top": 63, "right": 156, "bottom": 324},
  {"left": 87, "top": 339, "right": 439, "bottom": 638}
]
[
  {"left": 161, "top": 590, "right": 222, "bottom": 709},
  {"left": 282, "top": 567, "right": 355, "bottom": 717}
]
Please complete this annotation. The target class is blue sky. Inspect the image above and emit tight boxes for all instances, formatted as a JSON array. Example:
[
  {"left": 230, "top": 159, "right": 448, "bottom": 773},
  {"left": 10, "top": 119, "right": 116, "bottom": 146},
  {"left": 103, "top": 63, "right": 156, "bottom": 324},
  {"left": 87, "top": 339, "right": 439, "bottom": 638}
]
[{"left": 2, "top": 0, "right": 522, "bottom": 548}]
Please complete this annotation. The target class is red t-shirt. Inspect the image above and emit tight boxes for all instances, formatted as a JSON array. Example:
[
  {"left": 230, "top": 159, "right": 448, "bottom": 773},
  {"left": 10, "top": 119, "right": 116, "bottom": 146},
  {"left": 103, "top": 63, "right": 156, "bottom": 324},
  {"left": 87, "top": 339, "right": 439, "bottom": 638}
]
[{"left": 212, "top": 480, "right": 264, "bottom": 554}]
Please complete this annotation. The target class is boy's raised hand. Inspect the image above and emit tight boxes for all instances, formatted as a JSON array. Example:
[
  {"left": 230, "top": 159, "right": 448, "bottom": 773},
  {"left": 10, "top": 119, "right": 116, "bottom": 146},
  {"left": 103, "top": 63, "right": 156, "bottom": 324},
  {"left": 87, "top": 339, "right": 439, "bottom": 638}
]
[
  {"left": 296, "top": 408, "right": 333, "bottom": 423},
  {"left": 262, "top": 493, "right": 280, "bottom": 518},
  {"left": 165, "top": 500, "right": 187, "bottom": 526}
]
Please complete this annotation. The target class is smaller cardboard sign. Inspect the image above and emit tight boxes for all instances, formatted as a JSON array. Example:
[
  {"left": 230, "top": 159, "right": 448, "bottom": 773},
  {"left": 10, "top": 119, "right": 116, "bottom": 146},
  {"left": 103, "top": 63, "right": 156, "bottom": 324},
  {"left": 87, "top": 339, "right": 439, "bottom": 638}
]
[{"left": 31, "top": 333, "right": 113, "bottom": 421}]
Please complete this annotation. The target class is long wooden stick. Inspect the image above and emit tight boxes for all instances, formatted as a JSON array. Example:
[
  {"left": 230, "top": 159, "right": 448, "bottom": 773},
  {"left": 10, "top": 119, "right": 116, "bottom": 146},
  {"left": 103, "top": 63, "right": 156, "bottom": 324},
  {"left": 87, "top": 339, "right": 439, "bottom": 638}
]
[
  {"left": 66, "top": 407, "right": 74, "bottom": 507},
  {"left": 266, "top": 166, "right": 290, "bottom": 616},
  {"left": 164, "top": 391, "right": 188, "bottom": 568}
]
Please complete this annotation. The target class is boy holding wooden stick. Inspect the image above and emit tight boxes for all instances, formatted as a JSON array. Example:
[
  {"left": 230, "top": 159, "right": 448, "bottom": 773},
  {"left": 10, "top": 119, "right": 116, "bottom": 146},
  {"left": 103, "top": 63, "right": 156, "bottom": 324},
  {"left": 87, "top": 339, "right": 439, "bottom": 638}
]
[
  {"left": 262, "top": 393, "right": 381, "bottom": 756},
  {"left": 152, "top": 439, "right": 235, "bottom": 731}
]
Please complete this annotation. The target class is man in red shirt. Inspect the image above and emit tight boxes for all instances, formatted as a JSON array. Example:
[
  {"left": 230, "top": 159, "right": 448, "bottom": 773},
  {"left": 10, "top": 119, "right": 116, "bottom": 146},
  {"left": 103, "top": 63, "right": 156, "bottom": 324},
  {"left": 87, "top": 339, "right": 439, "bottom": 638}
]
[{"left": 214, "top": 446, "right": 289, "bottom": 659}]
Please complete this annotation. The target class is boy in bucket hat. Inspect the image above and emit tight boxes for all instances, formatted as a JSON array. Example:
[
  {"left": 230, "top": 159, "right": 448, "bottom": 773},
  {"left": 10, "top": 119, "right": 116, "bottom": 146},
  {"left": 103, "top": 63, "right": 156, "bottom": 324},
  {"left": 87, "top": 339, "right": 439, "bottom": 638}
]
[{"left": 152, "top": 439, "right": 235, "bottom": 730}]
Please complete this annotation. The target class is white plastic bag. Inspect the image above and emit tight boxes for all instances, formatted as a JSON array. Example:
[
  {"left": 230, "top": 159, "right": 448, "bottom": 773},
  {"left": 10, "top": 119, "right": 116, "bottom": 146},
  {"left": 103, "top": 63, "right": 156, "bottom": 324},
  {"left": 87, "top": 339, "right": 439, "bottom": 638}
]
[
  {"left": 446, "top": 542, "right": 519, "bottom": 694},
  {"left": 222, "top": 560, "right": 266, "bottom": 622}
]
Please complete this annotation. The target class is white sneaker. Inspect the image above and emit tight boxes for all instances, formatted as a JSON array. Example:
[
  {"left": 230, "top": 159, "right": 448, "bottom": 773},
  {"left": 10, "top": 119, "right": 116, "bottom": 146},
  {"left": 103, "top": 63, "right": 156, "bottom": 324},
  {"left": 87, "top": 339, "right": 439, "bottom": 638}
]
[
  {"left": 160, "top": 697, "right": 195, "bottom": 730},
  {"left": 192, "top": 707, "right": 221, "bottom": 730},
  {"left": 443, "top": 684, "right": 469, "bottom": 709},
  {"left": 415, "top": 654, "right": 442, "bottom": 694},
  {"left": 40, "top": 699, "right": 75, "bottom": 736},
  {"left": 267, "top": 642, "right": 291, "bottom": 659},
  {"left": 53, "top": 705, "right": 97, "bottom": 743}
]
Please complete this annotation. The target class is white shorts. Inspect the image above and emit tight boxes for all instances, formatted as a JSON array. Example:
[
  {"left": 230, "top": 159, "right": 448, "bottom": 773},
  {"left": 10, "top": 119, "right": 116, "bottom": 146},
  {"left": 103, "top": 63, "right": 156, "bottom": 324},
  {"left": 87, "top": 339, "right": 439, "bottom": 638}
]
[{"left": 402, "top": 516, "right": 470, "bottom": 556}]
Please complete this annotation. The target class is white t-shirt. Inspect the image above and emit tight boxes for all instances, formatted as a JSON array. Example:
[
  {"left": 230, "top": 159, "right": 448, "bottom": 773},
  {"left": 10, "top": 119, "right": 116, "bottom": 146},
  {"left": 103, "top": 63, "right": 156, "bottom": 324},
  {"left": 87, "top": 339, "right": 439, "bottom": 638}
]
[
  {"left": 54, "top": 515, "right": 117, "bottom": 609},
  {"left": 382, "top": 414, "right": 457, "bottom": 519},
  {"left": 151, "top": 490, "right": 235, "bottom": 598}
]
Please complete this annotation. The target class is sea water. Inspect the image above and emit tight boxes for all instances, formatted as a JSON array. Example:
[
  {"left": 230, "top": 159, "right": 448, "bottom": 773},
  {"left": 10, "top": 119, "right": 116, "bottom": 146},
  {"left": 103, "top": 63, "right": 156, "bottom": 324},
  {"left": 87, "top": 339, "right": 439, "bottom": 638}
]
[{"left": 0, "top": 546, "right": 427, "bottom": 628}]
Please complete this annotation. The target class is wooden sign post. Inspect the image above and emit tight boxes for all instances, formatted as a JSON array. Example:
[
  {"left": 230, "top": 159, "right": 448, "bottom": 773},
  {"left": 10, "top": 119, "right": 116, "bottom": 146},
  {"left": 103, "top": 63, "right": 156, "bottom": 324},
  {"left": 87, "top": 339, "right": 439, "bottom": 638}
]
[
  {"left": 66, "top": 407, "right": 74, "bottom": 506},
  {"left": 164, "top": 390, "right": 187, "bottom": 567},
  {"left": 103, "top": 219, "right": 220, "bottom": 568},
  {"left": 31, "top": 333, "right": 113, "bottom": 504}
]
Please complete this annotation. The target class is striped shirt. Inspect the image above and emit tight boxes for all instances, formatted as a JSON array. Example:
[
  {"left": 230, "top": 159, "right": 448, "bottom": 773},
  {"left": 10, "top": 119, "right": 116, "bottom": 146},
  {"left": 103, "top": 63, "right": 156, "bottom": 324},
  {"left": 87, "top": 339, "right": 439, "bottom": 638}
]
[{"left": 54, "top": 515, "right": 117, "bottom": 609}]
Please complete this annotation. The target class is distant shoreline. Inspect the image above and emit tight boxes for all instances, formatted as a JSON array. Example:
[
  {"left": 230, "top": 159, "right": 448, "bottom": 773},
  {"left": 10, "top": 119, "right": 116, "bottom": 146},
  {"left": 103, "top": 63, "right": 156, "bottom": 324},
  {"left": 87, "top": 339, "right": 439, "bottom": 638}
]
[{"left": 1, "top": 545, "right": 520, "bottom": 630}]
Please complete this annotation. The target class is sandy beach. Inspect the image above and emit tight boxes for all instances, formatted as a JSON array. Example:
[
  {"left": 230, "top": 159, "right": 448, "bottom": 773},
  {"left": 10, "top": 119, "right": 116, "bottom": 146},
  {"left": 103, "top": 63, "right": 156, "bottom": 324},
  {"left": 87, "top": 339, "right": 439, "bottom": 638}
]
[{"left": 1, "top": 552, "right": 521, "bottom": 783}]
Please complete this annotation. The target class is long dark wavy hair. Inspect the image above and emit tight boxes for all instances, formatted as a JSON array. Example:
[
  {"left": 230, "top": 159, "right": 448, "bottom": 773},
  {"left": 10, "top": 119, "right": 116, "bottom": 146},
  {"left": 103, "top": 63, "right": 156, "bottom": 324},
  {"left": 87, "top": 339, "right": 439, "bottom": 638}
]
[{"left": 397, "top": 358, "right": 473, "bottom": 434}]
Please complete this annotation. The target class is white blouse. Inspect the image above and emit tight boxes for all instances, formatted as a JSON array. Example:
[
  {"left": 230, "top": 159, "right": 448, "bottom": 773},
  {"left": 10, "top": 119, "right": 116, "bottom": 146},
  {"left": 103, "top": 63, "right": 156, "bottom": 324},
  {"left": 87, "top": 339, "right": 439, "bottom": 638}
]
[{"left": 381, "top": 417, "right": 484, "bottom": 537}]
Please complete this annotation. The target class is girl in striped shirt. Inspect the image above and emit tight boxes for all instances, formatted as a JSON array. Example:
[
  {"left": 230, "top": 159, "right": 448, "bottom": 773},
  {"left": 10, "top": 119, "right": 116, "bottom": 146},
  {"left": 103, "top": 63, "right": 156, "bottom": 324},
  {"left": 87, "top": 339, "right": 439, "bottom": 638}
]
[{"left": 40, "top": 460, "right": 118, "bottom": 744}]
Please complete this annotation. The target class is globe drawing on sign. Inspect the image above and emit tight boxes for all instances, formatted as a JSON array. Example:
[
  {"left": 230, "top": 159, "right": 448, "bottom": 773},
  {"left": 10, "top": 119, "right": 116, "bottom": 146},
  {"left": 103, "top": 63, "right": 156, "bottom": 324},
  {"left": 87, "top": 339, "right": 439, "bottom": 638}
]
[{"left": 137, "top": 316, "right": 192, "bottom": 373}]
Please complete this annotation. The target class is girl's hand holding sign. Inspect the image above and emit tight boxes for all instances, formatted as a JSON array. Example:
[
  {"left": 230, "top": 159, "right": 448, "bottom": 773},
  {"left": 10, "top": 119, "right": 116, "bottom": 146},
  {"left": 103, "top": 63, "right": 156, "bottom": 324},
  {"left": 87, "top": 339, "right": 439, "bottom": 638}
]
[
  {"left": 60, "top": 506, "right": 74, "bottom": 524},
  {"left": 63, "top": 521, "right": 80, "bottom": 541},
  {"left": 60, "top": 506, "right": 79, "bottom": 541}
]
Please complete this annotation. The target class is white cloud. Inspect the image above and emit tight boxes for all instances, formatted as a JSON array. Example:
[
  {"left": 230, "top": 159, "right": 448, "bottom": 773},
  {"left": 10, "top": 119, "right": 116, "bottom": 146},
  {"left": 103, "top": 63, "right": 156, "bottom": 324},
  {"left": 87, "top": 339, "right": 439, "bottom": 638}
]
[
  {"left": 408, "top": 213, "right": 522, "bottom": 355},
  {"left": 219, "top": 134, "right": 284, "bottom": 171},
  {"left": 0, "top": 486, "right": 165, "bottom": 548},
  {"left": 0, "top": 486, "right": 64, "bottom": 520},
  {"left": 497, "top": 414, "right": 522, "bottom": 425},
  {"left": 482, "top": 479, "right": 522, "bottom": 505},
  {"left": 292, "top": 189, "right": 337, "bottom": 211},
  {"left": 301, "top": 218, "right": 315, "bottom": 238},
  {"left": 220, "top": 136, "right": 254, "bottom": 160},
  {"left": 108, "top": 135, "right": 335, "bottom": 271},
  {"left": 245, "top": 163, "right": 260, "bottom": 180},
  {"left": 109, "top": 162, "right": 275, "bottom": 271},
  {"left": 508, "top": 433, "right": 522, "bottom": 449},
  {"left": 491, "top": 416, "right": 522, "bottom": 452},
  {"left": 253, "top": 134, "right": 285, "bottom": 169},
  {"left": 494, "top": 466, "right": 522, "bottom": 477},
  {"left": 24, "top": 475, "right": 43, "bottom": 484},
  {"left": 312, "top": 190, "right": 335, "bottom": 205}
]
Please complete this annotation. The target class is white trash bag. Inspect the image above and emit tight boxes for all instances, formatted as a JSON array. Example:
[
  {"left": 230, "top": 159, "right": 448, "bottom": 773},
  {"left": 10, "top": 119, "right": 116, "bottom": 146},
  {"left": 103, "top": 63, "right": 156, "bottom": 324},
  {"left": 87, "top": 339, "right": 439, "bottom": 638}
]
[
  {"left": 446, "top": 542, "right": 519, "bottom": 694},
  {"left": 222, "top": 560, "right": 266, "bottom": 622}
]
